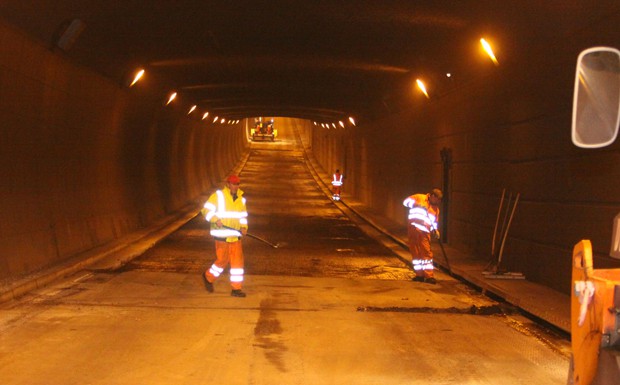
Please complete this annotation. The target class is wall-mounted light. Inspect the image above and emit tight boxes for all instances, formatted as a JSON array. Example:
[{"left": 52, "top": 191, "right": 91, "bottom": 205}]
[
  {"left": 480, "top": 38, "right": 499, "bottom": 65},
  {"left": 166, "top": 92, "right": 177, "bottom": 105},
  {"left": 220, "top": 118, "right": 226, "bottom": 124},
  {"left": 188, "top": 105, "right": 197, "bottom": 115},
  {"left": 416, "top": 79, "right": 430, "bottom": 99},
  {"left": 202, "top": 112, "right": 209, "bottom": 120},
  {"left": 129, "top": 69, "right": 145, "bottom": 87},
  {"left": 348, "top": 117, "right": 356, "bottom": 126},
  {"left": 213, "top": 116, "right": 219, "bottom": 123},
  {"left": 339, "top": 121, "right": 345, "bottom": 128}
]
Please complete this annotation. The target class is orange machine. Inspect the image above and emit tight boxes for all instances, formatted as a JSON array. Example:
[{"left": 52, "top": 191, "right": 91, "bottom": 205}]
[
  {"left": 569, "top": 240, "right": 620, "bottom": 384},
  {"left": 568, "top": 47, "right": 620, "bottom": 384}
]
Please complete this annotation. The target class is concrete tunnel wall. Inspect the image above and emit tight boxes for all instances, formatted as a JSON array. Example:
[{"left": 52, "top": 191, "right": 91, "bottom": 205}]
[
  {"left": 0, "top": 21, "right": 248, "bottom": 287},
  {"left": 308, "top": 14, "right": 620, "bottom": 294},
  {"left": 2, "top": 13, "right": 620, "bottom": 298}
]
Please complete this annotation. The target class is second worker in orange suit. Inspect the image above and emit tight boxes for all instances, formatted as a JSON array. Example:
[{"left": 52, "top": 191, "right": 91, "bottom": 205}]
[{"left": 403, "top": 188, "right": 443, "bottom": 284}]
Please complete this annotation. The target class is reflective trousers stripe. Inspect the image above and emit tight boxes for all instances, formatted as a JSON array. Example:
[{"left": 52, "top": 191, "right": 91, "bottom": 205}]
[
  {"left": 209, "top": 264, "right": 224, "bottom": 277},
  {"left": 230, "top": 268, "right": 244, "bottom": 283},
  {"left": 412, "top": 259, "right": 434, "bottom": 272}
]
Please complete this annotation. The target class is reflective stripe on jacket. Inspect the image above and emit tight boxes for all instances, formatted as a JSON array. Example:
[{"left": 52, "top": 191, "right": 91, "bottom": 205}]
[
  {"left": 202, "top": 187, "right": 248, "bottom": 242},
  {"left": 403, "top": 193, "right": 439, "bottom": 233},
  {"left": 332, "top": 173, "right": 343, "bottom": 186}
]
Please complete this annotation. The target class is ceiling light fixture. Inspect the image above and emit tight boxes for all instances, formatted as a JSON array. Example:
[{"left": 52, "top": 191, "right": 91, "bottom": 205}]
[
  {"left": 480, "top": 38, "right": 499, "bottom": 65},
  {"left": 416, "top": 79, "right": 430, "bottom": 99},
  {"left": 166, "top": 92, "right": 177, "bottom": 105},
  {"left": 129, "top": 69, "right": 145, "bottom": 87}
]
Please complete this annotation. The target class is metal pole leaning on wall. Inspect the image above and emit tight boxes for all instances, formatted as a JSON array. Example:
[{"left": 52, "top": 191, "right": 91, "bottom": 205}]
[{"left": 483, "top": 189, "right": 525, "bottom": 280}]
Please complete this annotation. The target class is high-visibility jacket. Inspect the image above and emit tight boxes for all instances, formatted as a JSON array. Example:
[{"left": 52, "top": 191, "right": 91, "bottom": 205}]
[
  {"left": 202, "top": 186, "right": 248, "bottom": 242},
  {"left": 332, "top": 173, "right": 343, "bottom": 186},
  {"left": 403, "top": 193, "right": 439, "bottom": 233}
]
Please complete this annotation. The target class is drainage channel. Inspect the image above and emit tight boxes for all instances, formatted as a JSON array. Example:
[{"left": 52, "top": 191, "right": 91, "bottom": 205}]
[{"left": 356, "top": 304, "right": 515, "bottom": 315}]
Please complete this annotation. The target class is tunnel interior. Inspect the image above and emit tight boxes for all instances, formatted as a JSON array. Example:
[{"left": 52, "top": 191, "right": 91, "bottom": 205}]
[{"left": 0, "top": 2, "right": 620, "bottom": 298}]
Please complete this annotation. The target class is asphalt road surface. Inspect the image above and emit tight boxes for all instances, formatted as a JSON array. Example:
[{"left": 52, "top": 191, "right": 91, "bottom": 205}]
[{"left": 0, "top": 119, "right": 570, "bottom": 384}]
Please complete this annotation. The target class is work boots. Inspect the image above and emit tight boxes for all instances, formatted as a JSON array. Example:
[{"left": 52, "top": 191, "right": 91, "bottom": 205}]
[
  {"left": 411, "top": 276, "right": 437, "bottom": 284},
  {"left": 231, "top": 289, "right": 247, "bottom": 297},
  {"left": 202, "top": 272, "right": 214, "bottom": 293}
]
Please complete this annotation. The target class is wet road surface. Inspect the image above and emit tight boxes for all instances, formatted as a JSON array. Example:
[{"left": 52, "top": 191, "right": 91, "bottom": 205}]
[{"left": 0, "top": 118, "right": 570, "bottom": 384}]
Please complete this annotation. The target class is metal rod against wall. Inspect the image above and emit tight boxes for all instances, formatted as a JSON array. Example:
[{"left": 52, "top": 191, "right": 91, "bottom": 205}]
[
  {"left": 491, "top": 188, "right": 506, "bottom": 258},
  {"left": 497, "top": 193, "right": 520, "bottom": 269}
]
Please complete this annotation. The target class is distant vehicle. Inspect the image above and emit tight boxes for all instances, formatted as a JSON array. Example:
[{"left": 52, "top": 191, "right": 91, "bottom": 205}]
[
  {"left": 568, "top": 46, "right": 620, "bottom": 385},
  {"left": 251, "top": 118, "right": 277, "bottom": 141}
]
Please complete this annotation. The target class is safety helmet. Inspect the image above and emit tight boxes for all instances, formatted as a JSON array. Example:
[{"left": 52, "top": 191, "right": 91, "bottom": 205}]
[{"left": 226, "top": 175, "right": 240, "bottom": 184}]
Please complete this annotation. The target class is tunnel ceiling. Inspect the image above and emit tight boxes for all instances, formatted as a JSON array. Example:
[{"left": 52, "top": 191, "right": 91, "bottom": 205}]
[{"left": 0, "top": 1, "right": 615, "bottom": 123}]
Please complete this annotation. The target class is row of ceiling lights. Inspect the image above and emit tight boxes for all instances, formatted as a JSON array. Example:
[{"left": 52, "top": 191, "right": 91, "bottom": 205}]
[
  {"left": 128, "top": 71, "right": 240, "bottom": 125},
  {"left": 313, "top": 38, "right": 498, "bottom": 128},
  {"left": 313, "top": 117, "right": 357, "bottom": 129},
  {"left": 126, "top": 38, "right": 498, "bottom": 128}
]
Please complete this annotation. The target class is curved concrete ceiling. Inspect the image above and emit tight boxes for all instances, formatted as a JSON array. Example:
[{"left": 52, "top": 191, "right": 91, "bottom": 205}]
[{"left": 0, "top": 1, "right": 612, "bottom": 123}]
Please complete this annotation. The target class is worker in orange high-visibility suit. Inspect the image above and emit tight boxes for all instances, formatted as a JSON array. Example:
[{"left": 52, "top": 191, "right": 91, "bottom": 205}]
[
  {"left": 403, "top": 188, "right": 443, "bottom": 284},
  {"left": 331, "top": 169, "right": 343, "bottom": 201},
  {"left": 201, "top": 175, "right": 249, "bottom": 297}
]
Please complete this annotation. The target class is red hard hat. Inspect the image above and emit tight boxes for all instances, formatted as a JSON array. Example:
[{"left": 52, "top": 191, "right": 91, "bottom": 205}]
[{"left": 226, "top": 175, "right": 240, "bottom": 184}]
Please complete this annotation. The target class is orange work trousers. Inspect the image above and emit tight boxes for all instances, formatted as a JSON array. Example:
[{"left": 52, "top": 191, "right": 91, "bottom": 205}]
[
  {"left": 332, "top": 185, "right": 341, "bottom": 196},
  {"left": 407, "top": 225, "right": 434, "bottom": 278},
  {"left": 205, "top": 240, "right": 245, "bottom": 290}
]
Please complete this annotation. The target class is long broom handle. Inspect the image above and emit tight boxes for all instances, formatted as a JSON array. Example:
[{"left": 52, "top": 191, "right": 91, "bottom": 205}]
[
  {"left": 424, "top": 209, "right": 451, "bottom": 273},
  {"left": 497, "top": 192, "right": 513, "bottom": 257},
  {"left": 497, "top": 193, "right": 519, "bottom": 268},
  {"left": 221, "top": 225, "right": 279, "bottom": 248},
  {"left": 491, "top": 189, "right": 506, "bottom": 258},
  {"left": 436, "top": 237, "right": 451, "bottom": 272},
  {"left": 244, "top": 232, "right": 279, "bottom": 248}
]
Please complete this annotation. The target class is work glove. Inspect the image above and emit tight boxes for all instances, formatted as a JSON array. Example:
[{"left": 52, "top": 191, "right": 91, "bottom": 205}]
[
  {"left": 241, "top": 227, "right": 248, "bottom": 236},
  {"left": 433, "top": 230, "right": 440, "bottom": 240}
]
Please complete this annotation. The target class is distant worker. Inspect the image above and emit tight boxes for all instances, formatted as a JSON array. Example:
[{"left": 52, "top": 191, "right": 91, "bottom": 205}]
[
  {"left": 331, "top": 169, "right": 344, "bottom": 201},
  {"left": 201, "top": 175, "right": 249, "bottom": 297},
  {"left": 403, "top": 188, "right": 443, "bottom": 284},
  {"left": 267, "top": 119, "right": 274, "bottom": 134}
]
